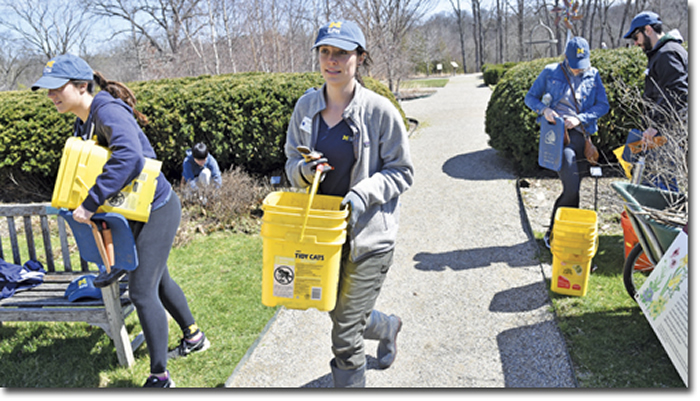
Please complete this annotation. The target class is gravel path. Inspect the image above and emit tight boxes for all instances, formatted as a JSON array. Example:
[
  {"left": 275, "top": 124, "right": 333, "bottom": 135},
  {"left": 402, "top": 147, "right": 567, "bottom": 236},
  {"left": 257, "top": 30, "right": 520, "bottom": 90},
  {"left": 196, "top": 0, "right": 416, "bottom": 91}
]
[{"left": 225, "top": 74, "right": 577, "bottom": 388}]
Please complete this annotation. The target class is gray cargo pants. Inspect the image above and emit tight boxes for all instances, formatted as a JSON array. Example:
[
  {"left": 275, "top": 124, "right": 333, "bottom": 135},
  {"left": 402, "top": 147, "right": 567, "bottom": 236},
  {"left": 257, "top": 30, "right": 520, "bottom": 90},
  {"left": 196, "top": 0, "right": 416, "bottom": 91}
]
[{"left": 329, "top": 246, "right": 394, "bottom": 370}]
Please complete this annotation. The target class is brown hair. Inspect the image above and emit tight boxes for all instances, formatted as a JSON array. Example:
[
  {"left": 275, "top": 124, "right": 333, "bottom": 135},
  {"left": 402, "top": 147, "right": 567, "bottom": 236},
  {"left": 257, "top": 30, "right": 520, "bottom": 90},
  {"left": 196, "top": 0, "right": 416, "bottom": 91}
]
[
  {"left": 355, "top": 47, "right": 373, "bottom": 87},
  {"left": 82, "top": 71, "right": 149, "bottom": 125}
]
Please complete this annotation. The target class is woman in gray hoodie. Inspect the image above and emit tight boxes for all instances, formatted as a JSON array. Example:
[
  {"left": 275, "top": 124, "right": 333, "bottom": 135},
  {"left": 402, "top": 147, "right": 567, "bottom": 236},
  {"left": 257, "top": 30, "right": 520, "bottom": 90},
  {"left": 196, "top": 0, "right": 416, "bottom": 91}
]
[{"left": 284, "top": 20, "right": 414, "bottom": 387}]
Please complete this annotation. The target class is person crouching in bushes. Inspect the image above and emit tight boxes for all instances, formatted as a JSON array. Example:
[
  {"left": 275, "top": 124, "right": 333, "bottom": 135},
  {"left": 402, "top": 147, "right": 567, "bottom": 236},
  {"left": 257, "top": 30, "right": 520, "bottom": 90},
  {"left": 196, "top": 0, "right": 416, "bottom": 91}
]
[
  {"left": 181, "top": 142, "right": 222, "bottom": 190},
  {"left": 524, "top": 37, "right": 610, "bottom": 248}
]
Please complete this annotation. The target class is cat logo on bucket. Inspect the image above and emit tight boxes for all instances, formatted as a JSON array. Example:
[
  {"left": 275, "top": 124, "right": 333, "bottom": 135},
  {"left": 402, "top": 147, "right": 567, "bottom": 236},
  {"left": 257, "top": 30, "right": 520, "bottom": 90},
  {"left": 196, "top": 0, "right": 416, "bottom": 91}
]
[
  {"left": 107, "top": 192, "right": 126, "bottom": 207},
  {"left": 274, "top": 265, "right": 294, "bottom": 285}
]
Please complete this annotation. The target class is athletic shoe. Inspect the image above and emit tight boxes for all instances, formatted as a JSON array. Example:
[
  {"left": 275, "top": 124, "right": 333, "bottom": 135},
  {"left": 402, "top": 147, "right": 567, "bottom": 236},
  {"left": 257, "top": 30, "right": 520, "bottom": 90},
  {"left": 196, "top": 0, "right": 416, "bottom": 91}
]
[
  {"left": 167, "top": 332, "right": 211, "bottom": 359},
  {"left": 143, "top": 372, "right": 175, "bottom": 388}
]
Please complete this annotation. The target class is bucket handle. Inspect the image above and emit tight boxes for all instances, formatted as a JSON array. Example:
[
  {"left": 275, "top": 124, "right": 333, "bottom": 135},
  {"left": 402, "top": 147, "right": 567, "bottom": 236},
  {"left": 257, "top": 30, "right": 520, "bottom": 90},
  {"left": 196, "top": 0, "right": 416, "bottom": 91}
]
[{"left": 299, "top": 166, "right": 323, "bottom": 241}]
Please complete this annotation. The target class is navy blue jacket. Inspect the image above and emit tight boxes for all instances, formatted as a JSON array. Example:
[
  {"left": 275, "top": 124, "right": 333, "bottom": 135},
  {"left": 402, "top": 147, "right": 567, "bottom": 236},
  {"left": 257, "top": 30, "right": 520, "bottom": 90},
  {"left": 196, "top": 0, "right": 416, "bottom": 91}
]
[{"left": 73, "top": 91, "right": 171, "bottom": 214}]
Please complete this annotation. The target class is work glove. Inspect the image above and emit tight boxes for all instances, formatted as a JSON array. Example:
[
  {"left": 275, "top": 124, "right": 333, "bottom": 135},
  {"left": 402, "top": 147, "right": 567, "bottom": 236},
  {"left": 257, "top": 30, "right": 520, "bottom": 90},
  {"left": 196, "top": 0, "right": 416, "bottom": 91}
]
[
  {"left": 300, "top": 156, "right": 330, "bottom": 184},
  {"left": 297, "top": 146, "right": 332, "bottom": 184},
  {"left": 341, "top": 191, "right": 366, "bottom": 228}
]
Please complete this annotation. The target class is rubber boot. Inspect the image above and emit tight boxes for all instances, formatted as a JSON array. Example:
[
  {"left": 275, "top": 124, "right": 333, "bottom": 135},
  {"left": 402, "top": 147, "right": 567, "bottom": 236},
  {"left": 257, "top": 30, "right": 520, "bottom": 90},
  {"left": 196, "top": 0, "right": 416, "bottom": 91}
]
[
  {"left": 364, "top": 310, "right": 402, "bottom": 369},
  {"left": 330, "top": 359, "right": 365, "bottom": 388}
]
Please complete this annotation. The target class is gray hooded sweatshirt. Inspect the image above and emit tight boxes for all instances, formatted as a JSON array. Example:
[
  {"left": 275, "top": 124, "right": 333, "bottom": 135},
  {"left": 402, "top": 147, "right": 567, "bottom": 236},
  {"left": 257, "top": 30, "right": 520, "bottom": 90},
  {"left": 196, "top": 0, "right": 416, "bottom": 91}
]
[{"left": 285, "top": 82, "right": 414, "bottom": 262}]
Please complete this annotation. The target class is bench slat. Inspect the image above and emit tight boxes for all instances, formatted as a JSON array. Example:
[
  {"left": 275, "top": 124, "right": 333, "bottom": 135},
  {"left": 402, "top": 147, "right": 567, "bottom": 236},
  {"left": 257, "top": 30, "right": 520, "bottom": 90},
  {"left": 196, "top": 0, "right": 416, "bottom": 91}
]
[{"left": 0, "top": 308, "right": 109, "bottom": 322}]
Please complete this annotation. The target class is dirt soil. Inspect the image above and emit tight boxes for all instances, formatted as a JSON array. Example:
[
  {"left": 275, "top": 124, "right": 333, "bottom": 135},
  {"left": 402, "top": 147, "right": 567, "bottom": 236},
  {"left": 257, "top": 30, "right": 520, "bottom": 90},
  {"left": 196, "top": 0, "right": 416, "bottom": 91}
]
[{"left": 519, "top": 169, "right": 627, "bottom": 237}]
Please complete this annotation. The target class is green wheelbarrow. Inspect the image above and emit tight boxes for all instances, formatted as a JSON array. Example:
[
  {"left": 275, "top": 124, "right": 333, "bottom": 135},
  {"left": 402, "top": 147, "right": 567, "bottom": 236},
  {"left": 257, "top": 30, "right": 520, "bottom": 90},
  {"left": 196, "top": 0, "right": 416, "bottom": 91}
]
[{"left": 610, "top": 182, "right": 685, "bottom": 300}]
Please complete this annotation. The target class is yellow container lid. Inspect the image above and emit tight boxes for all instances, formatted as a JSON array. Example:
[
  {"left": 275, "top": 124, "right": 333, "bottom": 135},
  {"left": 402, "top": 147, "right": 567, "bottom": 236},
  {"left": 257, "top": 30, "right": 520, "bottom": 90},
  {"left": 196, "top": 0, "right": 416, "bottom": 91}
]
[
  {"left": 555, "top": 207, "right": 598, "bottom": 225},
  {"left": 263, "top": 191, "right": 348, "bottom": 218}
]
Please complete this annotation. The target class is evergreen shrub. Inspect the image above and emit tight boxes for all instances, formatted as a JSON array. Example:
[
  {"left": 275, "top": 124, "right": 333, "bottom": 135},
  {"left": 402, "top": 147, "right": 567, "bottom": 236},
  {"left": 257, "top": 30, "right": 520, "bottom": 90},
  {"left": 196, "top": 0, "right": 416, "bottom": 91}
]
[
  {"left": 484, "top": 47, "right": 646, "bottom": 174},
  {"left": 482, "top": 62, "right": 519, "bottom": 86},
  {"left": 0, "top": 72, "right": 403, "bottom": 202}
]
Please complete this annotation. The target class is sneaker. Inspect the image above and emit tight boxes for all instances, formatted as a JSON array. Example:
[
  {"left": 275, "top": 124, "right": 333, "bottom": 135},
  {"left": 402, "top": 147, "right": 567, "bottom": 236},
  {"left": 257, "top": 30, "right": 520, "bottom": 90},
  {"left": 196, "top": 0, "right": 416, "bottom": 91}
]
[
  {"left": 167, "top": 332, "right": 211, "bottom": 359},
  {"left": 543, "top": 231, "right": 552, "bottom": 249},
  {"left": 143, "top": 372, "right": 175, "bottom": 388}
]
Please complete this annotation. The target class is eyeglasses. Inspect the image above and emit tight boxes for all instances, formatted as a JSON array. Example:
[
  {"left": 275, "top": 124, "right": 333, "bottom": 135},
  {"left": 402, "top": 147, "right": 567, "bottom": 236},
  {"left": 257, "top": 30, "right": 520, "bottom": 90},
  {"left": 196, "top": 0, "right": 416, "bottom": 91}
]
[{"left": 631, "top": 28, "right": 644, "bottom": 42}]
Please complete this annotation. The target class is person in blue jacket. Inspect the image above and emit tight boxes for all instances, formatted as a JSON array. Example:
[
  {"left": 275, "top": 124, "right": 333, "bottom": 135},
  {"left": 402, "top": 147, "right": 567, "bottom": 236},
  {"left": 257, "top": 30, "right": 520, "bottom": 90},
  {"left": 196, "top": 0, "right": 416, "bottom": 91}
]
[
  {"left": 181, "top": 142, "right": 222, "bottom": 189},
  {"left": 32, "top": 54, "right": 209, "bottom": 388},
  {"left": 524, "top": 37, "right": 610, "bottom": 247}
]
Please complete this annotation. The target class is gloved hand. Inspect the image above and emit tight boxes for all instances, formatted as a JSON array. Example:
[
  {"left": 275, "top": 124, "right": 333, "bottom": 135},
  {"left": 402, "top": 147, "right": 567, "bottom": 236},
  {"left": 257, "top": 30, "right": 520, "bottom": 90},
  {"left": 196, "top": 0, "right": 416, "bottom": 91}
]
[
  {"left": 300, "top": 156, "right": 330, "bottom": 184},
  {"left": 341, "top": 191, "right": 366, "bottom": 228}
]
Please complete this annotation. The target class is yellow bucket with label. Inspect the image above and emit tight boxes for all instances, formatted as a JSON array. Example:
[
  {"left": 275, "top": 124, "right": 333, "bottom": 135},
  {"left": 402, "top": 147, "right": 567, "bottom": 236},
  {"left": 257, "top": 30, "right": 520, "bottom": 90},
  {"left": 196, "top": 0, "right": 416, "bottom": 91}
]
[
  {"left": 51, "top": 137, "right": 161, "bottom": 222},
  {"left": 550, "top": 207, "right": 598, "bottom": 296},
  {"left": 261, "top": 169, "right": 349, "bottom": 311}
]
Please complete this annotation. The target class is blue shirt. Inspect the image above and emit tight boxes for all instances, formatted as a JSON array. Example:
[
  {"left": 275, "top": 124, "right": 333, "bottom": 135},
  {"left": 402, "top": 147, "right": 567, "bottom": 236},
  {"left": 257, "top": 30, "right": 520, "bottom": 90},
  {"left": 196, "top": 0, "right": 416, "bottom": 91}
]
[
  {"left": 182, "top": 149, "right": 222, "bottom": 188},
  {"left": 315, "top": 118, "right": 354, "bottom": 197}
]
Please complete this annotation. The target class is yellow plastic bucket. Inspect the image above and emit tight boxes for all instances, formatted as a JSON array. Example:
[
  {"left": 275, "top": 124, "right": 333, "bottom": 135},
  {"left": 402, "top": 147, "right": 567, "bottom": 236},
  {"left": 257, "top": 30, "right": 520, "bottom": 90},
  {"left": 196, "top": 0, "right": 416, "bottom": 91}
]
[
  {"left": 51, "top": 137, "right": 161, "bottom": 222},
  {"left": 550, "top": 207, "right": 598, "bottom": 296},
  {"left": 551, "top": 254, "right": 593, "bottom": 296},
  {"left": 261, "top": 172, "right": 349, "bottom": 311}
]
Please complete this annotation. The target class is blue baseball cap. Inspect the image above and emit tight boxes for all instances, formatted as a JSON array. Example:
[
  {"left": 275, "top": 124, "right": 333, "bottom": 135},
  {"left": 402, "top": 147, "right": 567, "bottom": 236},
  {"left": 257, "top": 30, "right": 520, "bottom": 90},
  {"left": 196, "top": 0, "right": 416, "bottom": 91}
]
[
  {"left": 565, "top": 37, "right": 590, "bottom": 69},
  {"left": 313, "top": 20, "right": 366, "bottom": 51},
  {"left": 623, "top": 11, "right": 663, "bottom": 39},
  {"left": 64, "top": 274, "right": 102, "bottom": 302},
  {"left": 31, "top": 54, "right": 93, "bottom": 91}
]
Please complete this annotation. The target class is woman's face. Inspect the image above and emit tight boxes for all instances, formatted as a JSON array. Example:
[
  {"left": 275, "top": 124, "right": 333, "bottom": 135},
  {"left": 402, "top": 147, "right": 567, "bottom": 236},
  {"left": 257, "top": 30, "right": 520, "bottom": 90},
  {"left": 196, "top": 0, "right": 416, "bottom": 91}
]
[
  {"left": 318, "top": 45, "right": 362, "bottom": 87},
  {"left": 47, "top": 82, "right": 85, "bottom": 116}
]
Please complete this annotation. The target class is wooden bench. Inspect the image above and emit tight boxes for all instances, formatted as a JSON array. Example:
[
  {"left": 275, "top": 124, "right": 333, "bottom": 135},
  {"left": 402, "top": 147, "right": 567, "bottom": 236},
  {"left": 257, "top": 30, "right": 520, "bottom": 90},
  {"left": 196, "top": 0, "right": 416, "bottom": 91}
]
[{"left": 0, "top": 203, "right": 143, "bottom": 367}]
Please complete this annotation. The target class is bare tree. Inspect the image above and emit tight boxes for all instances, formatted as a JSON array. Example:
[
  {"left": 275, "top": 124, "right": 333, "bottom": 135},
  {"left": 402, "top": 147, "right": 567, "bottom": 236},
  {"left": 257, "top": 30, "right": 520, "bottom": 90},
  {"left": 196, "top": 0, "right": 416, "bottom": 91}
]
[
  {"left": 449, "top": 0, "right": 469, "bottom": 73},
  {"left": 85, "top": 0, "right": 204, "bottom": 56},
  {"left": 0, "top": 0, "right": 94, "bottom": 59},
  {"left": 0, "top": 37, "right": 34, "bottom": 90},
  {"left": 344, "top": 0, "right": 435, "bottom": 92},
  {"left": 469, "top": 0, "right": 484, "bottom": 71}
]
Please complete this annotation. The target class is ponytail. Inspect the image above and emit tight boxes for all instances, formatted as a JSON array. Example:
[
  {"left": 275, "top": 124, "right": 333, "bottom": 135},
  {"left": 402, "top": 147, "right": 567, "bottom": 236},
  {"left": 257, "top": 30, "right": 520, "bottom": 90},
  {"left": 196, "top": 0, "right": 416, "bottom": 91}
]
[
  {"left": 355, "top": 47, "right": 372, "bottom": 87},
  {"left": 92, "top": 71, "right": 149, "bottom": 125}
]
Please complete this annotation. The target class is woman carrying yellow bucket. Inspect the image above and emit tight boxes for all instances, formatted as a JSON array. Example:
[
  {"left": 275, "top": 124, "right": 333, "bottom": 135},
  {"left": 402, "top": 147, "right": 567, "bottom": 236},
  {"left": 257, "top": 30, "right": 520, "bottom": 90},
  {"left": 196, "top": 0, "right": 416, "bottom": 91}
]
[{"left": 285, "top": 20, "right": 414, "bottom": 387}]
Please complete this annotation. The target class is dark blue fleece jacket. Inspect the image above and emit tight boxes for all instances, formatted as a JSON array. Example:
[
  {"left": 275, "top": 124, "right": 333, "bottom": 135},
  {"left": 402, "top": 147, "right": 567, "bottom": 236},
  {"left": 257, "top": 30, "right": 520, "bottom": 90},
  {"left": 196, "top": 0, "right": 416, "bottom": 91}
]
[{"left": 73, "top": 91, "right": 171, "bottom": 215}]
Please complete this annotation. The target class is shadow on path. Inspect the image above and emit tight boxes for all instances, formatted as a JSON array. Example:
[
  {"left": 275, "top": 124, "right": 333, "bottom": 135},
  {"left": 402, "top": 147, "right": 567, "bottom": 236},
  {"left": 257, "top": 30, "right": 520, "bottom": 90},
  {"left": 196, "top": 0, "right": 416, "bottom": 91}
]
[
  {"left": 413, "top": 241, "right": 537, "bottom": 271},
  {"left": 301, "top": 356, "right": 384, "bottom": 388},
  {"left": 489, "top": 281, "right": 550, "bottom": 313},
  {"left": 442, "top": 149, "right": 514, "bottom": 181},
  {"left": 497, "top": 320, "right": 577, "bottom": 387}
]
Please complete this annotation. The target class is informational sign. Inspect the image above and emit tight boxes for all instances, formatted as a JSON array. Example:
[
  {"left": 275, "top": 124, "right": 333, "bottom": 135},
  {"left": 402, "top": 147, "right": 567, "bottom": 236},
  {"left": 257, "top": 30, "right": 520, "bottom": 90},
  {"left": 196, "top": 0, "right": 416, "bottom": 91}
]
[{"left": 636, "top": 230, "right": 688, "bottom": 387}]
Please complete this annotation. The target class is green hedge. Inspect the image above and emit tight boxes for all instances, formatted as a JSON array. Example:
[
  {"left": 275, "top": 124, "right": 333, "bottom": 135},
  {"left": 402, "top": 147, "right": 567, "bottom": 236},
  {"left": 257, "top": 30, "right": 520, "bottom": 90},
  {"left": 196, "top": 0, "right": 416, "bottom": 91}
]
[
  {"left": 0, "top": 72, "right": 404, "bottom": 202},
  {"left": 484, "top": 47, "right": 646, "bottom": 174},
  {"left": 482, "top": 62, "right": 519, "bottom": 86}
]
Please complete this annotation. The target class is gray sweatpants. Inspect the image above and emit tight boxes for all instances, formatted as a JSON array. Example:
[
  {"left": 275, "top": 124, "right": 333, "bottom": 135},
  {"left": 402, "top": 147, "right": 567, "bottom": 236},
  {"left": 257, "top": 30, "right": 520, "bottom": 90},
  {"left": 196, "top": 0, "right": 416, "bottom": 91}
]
[{"left": 329, "top": 246, "right": 394, "bottom": 370}]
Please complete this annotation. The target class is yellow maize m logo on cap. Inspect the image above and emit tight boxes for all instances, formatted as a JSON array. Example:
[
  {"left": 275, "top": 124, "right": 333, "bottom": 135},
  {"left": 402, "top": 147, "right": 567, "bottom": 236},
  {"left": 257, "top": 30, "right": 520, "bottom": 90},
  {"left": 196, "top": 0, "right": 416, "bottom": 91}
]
[
  {"left": 329, "top": 22, "right": 342, "bottom": 29},
  {"left": 43, "top": 60, "right": 56, "bottom": 73},
  {"left": 577, "top": 48, "right": 585, "bottom": 54}
]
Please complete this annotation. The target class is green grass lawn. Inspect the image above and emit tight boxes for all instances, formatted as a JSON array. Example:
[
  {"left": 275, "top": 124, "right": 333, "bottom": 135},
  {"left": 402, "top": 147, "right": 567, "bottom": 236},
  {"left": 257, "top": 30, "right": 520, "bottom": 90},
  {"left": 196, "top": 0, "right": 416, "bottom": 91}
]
[
  {"left": 0, "top": 231, "right": 277, "bottom": 388},
  {"left": 400, "top": 78, "right": 449, "bottom": 89},
  {"left": 535, "top": 232, "right": 685, "bottom": 387}
]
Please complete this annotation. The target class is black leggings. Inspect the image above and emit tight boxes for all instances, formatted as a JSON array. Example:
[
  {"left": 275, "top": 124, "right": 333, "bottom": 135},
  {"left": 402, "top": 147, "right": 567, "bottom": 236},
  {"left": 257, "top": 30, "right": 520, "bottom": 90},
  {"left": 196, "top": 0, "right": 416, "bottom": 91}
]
[
  {"left": 549, "top": 129, "right": 588, "bottom": 230},
  {"left": 128, "top": 191, "right": 195, "bottom": 374}
]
